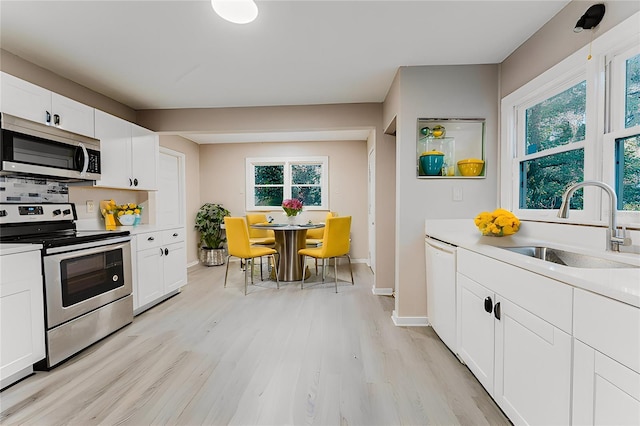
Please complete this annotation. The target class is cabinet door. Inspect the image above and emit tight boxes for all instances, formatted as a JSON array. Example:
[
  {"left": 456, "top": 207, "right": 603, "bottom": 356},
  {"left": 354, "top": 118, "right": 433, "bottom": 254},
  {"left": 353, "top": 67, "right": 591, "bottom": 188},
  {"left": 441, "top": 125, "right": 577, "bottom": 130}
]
[
  {"left": 573, "top": 339, "right": 640, "bottom": 426},
  {"left": 494, "top": 296, "right": 572, "bottom": 425},
  {"left": 425, "top": 239, "right": 457, "bottom": 352},
  {"left": 136, "top": 247, "right": 164, "bottom": 308},
  {"left": 163, "top": 242, "right": 187, "bottom": 293},
  {"left": 51, "top": 93, "right": 95, "bottom": 137},
  {"left": 131, "top": 124, "right": 158, "bottom": 190},
  {"left": 1, "top": 72, "right": 51, "bottom": 124},
  {"left": 94, "top": 110, "right": 132, "bottom": 189},
  {"left": 456, "top": 273, "right": 494, "bottom": 394},
  {"left": 0, "top": 251, "right": 45, "bottom": 383}
]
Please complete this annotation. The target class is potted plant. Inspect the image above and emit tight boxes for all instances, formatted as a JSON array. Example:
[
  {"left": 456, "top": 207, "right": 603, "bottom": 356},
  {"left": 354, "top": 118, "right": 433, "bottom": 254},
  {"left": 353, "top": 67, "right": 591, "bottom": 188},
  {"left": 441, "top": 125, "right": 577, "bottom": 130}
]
[{"left": 195, "top": 202, "right": 230, "bottom": 266}]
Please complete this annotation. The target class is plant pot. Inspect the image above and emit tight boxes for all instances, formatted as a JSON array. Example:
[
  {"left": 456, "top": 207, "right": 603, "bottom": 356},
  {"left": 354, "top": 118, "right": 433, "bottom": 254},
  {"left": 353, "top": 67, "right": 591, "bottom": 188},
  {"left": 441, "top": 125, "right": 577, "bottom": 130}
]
[{"left": 200, "top": 247, "right": 225, "bottom": 266}]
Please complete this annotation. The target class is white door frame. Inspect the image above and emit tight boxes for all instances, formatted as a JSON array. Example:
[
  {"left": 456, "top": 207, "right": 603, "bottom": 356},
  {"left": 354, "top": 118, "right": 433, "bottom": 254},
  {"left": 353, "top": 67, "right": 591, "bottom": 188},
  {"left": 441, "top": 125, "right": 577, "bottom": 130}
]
[{"left": 368, "top": 147, "right": 376, "bottom": 273}]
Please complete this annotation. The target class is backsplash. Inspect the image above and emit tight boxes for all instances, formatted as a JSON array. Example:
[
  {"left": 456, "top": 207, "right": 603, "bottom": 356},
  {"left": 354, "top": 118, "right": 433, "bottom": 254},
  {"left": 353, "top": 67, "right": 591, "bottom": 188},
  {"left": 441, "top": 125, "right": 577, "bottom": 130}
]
[{"left": 0, "top": 177, "right": 68, "bottom": 203}]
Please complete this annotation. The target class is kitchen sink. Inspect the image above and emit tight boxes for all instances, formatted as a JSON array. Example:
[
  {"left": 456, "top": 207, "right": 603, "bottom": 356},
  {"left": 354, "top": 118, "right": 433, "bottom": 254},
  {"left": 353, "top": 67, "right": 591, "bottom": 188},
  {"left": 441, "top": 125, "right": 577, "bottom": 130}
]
[{"left": 499, "top": 246, "right": 638, "bottom": 269}]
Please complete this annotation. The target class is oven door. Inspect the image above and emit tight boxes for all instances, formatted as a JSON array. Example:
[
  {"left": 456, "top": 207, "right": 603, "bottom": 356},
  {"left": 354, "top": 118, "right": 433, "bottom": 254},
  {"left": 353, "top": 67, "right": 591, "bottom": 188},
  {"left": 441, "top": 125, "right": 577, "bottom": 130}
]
[{"left": 43, "top": 238, "right": 132, "bottom": 328}]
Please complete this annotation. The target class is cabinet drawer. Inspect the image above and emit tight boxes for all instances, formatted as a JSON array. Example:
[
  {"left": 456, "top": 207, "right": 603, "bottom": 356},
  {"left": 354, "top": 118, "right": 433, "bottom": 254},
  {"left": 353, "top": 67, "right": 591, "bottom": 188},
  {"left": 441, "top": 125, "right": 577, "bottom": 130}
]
[
  {"left": 162, "top": 228, "right": 185, "bottom": 245},
  {"left": 458, "top": 248, "right": 573, "bottom": 333},
  {"left": 574, "top": 288, "right": 640, "bottom": 373},
  {"left": 136, "top": 232, "right": 163, "bottom": 251},
  {"left": 0, "top": 251, "right": 42, "bottom": 283}
]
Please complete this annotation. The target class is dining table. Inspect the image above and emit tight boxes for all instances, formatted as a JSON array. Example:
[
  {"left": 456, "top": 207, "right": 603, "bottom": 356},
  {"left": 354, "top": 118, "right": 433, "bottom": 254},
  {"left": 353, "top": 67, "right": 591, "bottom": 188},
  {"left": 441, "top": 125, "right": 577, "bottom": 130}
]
[{"left": 251, "top": 223, "right": 325, "bottom": 282}]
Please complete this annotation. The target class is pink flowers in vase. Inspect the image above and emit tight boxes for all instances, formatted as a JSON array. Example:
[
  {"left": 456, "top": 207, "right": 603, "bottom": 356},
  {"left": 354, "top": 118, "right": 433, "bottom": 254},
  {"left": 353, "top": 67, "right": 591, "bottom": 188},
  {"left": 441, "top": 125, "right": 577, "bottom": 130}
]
[{"left": 282, "top": 198, "right": 303, "bottom": 217}]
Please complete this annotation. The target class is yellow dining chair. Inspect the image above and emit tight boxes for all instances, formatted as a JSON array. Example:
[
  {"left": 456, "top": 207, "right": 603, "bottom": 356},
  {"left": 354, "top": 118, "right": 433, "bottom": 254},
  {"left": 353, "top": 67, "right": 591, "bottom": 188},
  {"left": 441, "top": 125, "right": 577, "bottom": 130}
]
[
  {"left": 298, "top": 216, "right": 354, "bottom": 292},
  {"left": 305, "top": 212, "right": 338, "bottom": 274},
  {"left": 305, "top": 211, "right": 337, "bottom": 245},
  {"left": 224, "top": 217, "right": 279, "bottom": 295},
  {"left": 245, "top": 213, "right": 276, "bottom": 279},
  {"left": 246, "top": 213, "right": 275, "bottom": 245}
]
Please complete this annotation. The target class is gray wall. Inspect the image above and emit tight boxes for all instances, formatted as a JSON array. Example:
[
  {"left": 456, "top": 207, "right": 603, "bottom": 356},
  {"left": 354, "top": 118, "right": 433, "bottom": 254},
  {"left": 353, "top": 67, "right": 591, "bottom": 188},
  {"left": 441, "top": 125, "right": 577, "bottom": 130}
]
[{"left": 387, "top": 64, "right": 500, "bottom": 319}]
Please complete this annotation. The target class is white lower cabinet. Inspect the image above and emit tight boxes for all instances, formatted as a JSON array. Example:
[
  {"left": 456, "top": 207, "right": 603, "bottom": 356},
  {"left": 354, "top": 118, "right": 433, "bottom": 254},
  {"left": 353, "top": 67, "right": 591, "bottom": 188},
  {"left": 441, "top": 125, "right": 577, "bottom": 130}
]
[
  {"left": 133, "top": 228, "right": 187, "bottom": 315},
  {"left": 456, "top": 248, "right": 572, "bottom": 426},
  {"left": 572, "top": 288, "right": 640, "bottom": 425},
  {"left": 0, "top": 249, "right": 45, "bottom": 389},
  {"left": 494, "top": 296, "right": 571, "bottom": 425}
]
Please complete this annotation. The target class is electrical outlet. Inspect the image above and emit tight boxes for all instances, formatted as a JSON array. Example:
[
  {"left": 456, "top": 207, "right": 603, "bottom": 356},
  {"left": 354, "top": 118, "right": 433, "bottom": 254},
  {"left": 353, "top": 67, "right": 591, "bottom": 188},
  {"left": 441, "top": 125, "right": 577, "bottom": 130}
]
[
  {"left": 452, "top": 186, "right": 463, "bottom": 201},
  {"left": 86, "top": 200, "right": 95, "bottom": 213}
]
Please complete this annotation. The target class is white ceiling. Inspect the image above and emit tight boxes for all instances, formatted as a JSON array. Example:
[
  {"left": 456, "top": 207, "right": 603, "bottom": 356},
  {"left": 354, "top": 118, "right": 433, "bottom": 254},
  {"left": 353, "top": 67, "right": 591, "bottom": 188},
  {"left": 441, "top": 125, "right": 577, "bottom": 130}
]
[{"left": 0, "top": 0, "right": 570, "bottom": 143}]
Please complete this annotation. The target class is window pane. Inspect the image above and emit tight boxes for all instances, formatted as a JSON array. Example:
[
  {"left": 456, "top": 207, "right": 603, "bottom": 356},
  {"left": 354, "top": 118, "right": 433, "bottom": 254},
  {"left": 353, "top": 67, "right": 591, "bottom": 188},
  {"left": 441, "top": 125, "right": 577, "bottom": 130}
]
[
  {"left": 292, "top": 164, "right": 321, "bottom": 184},
  {"left": 615, "top": 134, "right": 640, "bottom": 211},
  {"left": 525, "top": 81, "right": 586, "bottom": 154},
  {"left": 255, "top": 165, "right": 283, "bottom": 185},
  {"left": 520, "top": 149, "right": 584, "bottom": 209},
  {"left": 626, "top": 54, "right": 640, "bottom": 128},
  {"left": 254, "top": 187, "right": 283, "bottom": 207},
  {"left": 292, "top": 186, "right": 322, "bottom": 206}
]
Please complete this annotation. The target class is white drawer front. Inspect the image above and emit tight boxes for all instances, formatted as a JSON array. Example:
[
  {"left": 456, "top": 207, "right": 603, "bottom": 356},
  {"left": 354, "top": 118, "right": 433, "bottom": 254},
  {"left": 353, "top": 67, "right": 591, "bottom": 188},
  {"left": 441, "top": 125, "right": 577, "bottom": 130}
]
[
  {"left": 136, "top": 232, "right": 163, "bottom": 251},
  {"left": 162, "top": 228, "right": 185, "bottom": 245},
  {"left": 574, "top": 288, "right": 640, "bottom": 373},
  {"left": 0, "top": 250, "right": 42, "bottom": 283}
]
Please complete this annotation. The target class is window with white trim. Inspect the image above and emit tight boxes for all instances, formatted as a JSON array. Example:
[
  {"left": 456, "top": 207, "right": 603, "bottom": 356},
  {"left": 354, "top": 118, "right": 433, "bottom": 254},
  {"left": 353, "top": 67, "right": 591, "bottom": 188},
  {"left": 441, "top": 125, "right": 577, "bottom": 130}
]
[
  {"left": 245, "top": 156, "right": 328, "bottom": 211},
  {"left": 501, "top": 13, "right": 640, "bottom": 227}
]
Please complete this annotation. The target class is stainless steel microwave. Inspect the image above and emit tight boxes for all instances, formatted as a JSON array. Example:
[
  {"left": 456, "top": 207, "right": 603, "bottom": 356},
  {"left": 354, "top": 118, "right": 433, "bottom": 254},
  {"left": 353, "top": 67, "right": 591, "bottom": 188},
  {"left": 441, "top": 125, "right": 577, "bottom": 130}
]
[{"left": 0, "top": 112, "right": 101, "bottom": 182}]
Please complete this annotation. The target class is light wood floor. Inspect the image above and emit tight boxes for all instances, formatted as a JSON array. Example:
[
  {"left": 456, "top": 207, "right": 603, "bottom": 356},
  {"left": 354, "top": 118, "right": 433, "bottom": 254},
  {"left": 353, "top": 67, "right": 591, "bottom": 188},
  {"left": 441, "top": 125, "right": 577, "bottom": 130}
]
[{"left": 0, "top": 261, "right": 510, "bottom": 425}]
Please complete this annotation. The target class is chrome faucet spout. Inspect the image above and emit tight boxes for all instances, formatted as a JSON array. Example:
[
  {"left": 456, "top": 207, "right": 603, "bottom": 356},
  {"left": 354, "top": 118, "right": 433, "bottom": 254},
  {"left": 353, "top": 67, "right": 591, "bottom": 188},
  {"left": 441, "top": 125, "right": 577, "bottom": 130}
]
[{"left": 557, "top": 180, "right": 628, "bottom": 251}]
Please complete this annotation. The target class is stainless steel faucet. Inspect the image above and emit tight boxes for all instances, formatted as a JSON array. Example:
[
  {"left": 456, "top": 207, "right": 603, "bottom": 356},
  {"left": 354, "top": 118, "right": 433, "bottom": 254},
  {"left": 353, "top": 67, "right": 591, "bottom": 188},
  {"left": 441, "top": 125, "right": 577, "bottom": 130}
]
[{"left": 558, "top": 180, "right": 630, "bottom": 251}]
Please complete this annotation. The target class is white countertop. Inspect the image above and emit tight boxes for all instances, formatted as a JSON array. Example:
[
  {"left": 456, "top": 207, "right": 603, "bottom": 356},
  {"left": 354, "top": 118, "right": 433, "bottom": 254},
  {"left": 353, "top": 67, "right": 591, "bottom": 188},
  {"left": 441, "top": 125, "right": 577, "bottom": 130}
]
[
  {"left": 425, "top": 219, "right": 640, "bottom": 308},
  {"left": 0, "top": 243, "right": 43, "bottom": 256}
]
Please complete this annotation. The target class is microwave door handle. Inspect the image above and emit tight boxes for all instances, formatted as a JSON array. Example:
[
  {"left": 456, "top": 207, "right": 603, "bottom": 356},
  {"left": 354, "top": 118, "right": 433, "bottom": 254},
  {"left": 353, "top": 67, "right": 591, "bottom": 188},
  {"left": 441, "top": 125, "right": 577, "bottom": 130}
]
[{"left": 77, "top": 142, "right": 89, "bottom": 177}]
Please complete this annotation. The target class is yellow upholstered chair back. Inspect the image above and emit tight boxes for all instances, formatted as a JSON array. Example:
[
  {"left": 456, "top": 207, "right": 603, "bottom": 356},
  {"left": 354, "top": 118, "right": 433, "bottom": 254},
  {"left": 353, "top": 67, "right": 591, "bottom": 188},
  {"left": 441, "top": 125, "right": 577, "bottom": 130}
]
[
  {"left": 224, "top": 217, "right": 253, "bottom": 259},
  {"left": 246, "top": 213, "right": 275, "bottom": 239},
  {"left": 306, "top": 212, "right": 337, "bottom": 240},
  {"left": 319, "top": 216, "right": 351, "bottom": 258}
]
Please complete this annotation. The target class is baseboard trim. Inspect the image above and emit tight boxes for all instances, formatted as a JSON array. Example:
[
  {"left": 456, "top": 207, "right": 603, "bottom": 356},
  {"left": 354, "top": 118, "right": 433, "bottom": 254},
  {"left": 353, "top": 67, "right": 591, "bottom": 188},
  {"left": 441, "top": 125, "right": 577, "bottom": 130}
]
[
  {"left": 372, "top": 286, "right": 393, "bottom": 296},
  {"left": 391, "top": 310, "right": 429, "bottom": 327},
  {"left": 187, "top": 260, "right": 199, "bottom": 268}
]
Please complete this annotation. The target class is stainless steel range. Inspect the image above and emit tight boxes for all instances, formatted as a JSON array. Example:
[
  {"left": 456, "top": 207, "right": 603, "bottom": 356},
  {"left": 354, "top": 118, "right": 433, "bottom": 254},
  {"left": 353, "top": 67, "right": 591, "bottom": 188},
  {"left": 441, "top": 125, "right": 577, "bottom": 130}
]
[{"left": 0, "top": 203, "right": 133, "bottom": 368}]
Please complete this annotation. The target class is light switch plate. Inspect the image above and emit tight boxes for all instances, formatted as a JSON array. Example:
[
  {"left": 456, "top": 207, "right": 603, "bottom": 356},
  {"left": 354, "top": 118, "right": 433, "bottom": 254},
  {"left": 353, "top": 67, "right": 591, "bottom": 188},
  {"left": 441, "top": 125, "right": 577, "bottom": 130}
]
[{"left": 86, "top": 200, "right": 95, "bottom": 213}]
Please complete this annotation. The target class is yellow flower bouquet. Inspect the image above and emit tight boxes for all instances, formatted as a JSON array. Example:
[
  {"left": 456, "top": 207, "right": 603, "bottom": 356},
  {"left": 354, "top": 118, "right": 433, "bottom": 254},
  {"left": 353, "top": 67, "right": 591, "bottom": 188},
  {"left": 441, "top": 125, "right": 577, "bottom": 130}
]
[
  {"left": 474, "top": 208, "right": 520, "bottom": 236},
  {"left": 116, "top": 203, "right": 143, "bottom": 226}
]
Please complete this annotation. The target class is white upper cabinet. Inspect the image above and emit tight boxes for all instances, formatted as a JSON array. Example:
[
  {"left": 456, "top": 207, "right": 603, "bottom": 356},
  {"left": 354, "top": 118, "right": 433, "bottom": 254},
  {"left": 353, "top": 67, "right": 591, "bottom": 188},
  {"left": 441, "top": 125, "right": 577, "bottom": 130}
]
[
  {"left": 94, "top": 110, "right": 158, "bottom": 191},
  {"left": 1, "top": 72, "right": 95, "bottom": 137},
  {"left": 131, "top": 123, "right": 159, "bottom": 191}
]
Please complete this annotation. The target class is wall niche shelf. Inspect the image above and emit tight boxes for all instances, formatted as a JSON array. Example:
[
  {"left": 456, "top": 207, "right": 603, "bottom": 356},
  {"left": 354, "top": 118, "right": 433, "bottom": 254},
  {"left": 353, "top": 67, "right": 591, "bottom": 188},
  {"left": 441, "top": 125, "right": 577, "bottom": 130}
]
[{"left": 417, "top": 118, "right": 486, "bottom": 179}]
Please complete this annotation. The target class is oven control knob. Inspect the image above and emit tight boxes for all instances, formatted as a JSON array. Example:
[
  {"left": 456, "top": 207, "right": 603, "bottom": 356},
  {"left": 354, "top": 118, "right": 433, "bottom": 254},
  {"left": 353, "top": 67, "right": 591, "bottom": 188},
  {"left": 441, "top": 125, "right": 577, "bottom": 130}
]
[
  {"left": 0, "top": 210, "right": 7, "bottom": 217},
  {"left": 112, "top": 275, "right": 119, "bottom": 282},
  {"left": 63, "top": 209, "right": 72, "bottom": 215},
  {"left": 52, "top": 209, "right": 62, "bottom": 216}
]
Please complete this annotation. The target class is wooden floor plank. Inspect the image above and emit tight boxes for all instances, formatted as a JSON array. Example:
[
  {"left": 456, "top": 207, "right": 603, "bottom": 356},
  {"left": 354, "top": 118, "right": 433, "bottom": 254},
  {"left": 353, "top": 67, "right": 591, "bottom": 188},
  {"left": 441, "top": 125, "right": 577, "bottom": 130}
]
[{"left": 0, "top": 262, "right": 509, "bottom": 425}]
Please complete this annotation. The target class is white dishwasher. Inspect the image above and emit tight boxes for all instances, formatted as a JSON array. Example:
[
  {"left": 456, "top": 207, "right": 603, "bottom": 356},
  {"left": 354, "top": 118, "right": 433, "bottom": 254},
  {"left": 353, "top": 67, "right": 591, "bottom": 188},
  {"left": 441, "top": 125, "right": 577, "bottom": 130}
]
[{"left": 425, "top": 236, "right": 457, "bottom": 353}]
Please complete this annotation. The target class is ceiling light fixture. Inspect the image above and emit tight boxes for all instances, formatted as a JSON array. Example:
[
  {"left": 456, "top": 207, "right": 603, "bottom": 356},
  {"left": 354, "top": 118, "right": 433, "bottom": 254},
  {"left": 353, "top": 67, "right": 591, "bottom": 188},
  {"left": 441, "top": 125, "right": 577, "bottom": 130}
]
[
  {"left": 211, "top": 0, "right": 258, "bottom": 24},
  {"left": 573, "top": 3, "right": 605, "bottom": 33}
]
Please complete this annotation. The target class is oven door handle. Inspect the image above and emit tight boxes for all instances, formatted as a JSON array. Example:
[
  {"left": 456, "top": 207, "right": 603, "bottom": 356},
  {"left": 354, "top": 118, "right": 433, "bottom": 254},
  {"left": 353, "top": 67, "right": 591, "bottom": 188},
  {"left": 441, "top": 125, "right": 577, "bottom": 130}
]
[{"left": 44, "top": 236, "right": 131, "bottom": 256}]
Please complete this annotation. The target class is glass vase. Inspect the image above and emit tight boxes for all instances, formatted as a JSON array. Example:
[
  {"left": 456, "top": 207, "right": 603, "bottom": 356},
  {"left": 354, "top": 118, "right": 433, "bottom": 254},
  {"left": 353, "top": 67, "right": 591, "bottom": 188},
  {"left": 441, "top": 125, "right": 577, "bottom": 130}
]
[{"left": 287, "top": 215, "right": 297, "bottom": 226}]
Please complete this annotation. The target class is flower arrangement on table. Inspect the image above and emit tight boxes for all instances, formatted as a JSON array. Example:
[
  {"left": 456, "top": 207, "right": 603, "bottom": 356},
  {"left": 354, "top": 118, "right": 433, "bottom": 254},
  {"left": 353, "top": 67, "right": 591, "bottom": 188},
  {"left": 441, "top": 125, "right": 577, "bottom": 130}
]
[
  {"left": 282, "top": 198, "right": 303, "bottom": 217},
  {"left": 474, "top": 208, "right": 520, "bottom": 236}
]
